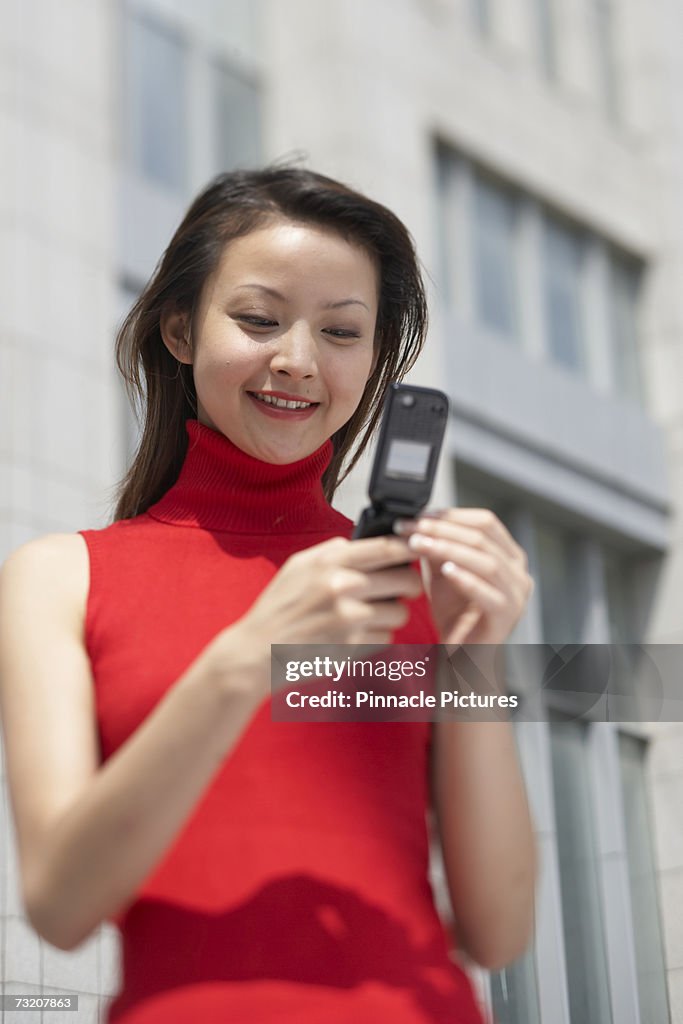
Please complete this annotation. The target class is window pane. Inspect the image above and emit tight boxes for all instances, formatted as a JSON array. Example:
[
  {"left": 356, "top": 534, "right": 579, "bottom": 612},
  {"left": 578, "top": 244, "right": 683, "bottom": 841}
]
[
  {"left": 550, "top": 721, "right": 613, "bottom": 1024},
  {"left": 126, "top": 11, "right": 188, "bottom": 192},
  {"left": 593, "top": 0, "right": 620, "bottom": 121},
  {"left": 472, "top": 172, "right": 519, "bottom": 339},
  {"left": 470, "top": 0, "right": 492, "bottom": 35},
  {"left": 454, "top": 477, "right": 512, "bottom": 523},
  {"left": 533, "top": 0, "right": 558, "bottom": 79},
  {"left": 618, "top": 733, "right": 671, "bottom": 1024},
  {"left": 535, "top": 523, "right": 584, "bottom": 643},
  {"left": 490, "top": 950, "right": 541, "bottom": 1024},
  {"left": 542, "top": 214, "right": 587, "bottom": 371},
  {"left": 212, "top": 62, "right": 262, "bottom": 172},
  {"left": 603, "top": 550, "right": 635, "bottom": 645},
  {"left": 433, "top": 144, "right": 457, "bottom": 307},
  {"left": 608, "top": 251, "right": 644, "bottom": 404}
]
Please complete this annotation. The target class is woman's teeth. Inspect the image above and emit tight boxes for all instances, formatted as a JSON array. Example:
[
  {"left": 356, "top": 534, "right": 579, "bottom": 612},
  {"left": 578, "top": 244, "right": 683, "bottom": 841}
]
[{"left": 252, "top": 393, "right": 316, "bottom": 410}]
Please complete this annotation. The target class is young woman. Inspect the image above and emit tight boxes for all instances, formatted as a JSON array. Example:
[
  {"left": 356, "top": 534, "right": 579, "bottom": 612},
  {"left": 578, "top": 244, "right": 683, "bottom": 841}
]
[{"left": 0, "top": 166, "right": 537, "bottom": 1023}]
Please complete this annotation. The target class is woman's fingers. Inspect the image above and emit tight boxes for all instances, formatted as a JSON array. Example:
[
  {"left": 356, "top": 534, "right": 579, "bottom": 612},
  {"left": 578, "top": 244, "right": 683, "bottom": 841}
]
[
  {"left": 396, "top": 508, "right": 527, "bottom": 567},
  {"left": 350, "top": 566, "right": 423, "bottom": 602},
  {"left": 324, "top": 535, "right": 415, "bottom": 573},
  {"left": 337, "top": 596, "right": 410, "bottom": 633}
]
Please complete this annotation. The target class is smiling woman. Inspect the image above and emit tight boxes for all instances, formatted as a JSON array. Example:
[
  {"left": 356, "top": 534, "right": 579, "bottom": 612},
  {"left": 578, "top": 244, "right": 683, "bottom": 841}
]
[
  {"left": 113, "top": 165, "right": 428, "bottom": 515},
  {"left": 159, "top": 221, "right": 380, "bottom": 464},
  {"left": 0, "top": 164, "right": 536, "bottom": 1024}
]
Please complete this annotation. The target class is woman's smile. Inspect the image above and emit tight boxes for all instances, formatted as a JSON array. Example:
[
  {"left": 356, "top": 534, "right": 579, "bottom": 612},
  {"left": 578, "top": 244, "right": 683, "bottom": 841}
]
[{"left": 246, "top": 389, "right": 321, "bottom": 420}]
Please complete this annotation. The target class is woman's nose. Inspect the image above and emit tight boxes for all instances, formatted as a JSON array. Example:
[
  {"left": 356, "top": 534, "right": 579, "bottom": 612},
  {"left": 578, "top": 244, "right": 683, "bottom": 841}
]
[{"left": 269, "top": 325, "right": 318, "bottom": 379}]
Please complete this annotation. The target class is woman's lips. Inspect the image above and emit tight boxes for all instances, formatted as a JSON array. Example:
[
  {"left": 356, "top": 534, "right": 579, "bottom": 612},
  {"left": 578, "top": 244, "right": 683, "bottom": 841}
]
[{"left": 246, "top": 392, "right": 320, "bottom": 420}]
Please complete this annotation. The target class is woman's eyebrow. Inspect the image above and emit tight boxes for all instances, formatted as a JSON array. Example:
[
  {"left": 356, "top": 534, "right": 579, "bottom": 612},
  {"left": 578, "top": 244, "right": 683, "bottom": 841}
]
[{"left": 233, "top": 283, "right": 370, "bottom": 312}]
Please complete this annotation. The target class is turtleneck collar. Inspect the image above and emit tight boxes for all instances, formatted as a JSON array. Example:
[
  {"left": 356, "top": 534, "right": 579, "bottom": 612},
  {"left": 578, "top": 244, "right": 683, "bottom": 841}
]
[{"left": 145, "top": 419, "right": 350, "bottom": 535}]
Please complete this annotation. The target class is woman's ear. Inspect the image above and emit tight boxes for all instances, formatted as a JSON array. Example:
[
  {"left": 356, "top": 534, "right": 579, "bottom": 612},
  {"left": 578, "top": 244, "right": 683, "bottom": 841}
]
[{"left": 160, "top": 307, "right": 193, "bottom": 365}]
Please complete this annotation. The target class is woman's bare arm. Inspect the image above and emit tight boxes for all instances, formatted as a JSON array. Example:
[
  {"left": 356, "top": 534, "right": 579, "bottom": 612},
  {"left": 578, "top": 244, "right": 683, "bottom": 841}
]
[
  {"left": 0, "top": 530, "right": 418, "bottom": 952},
  {"left": 430, "top": 654, "right": 538, "bottom": 971},
  {"left": 0, "top": 534, "right": 267, "bottom": 951}
]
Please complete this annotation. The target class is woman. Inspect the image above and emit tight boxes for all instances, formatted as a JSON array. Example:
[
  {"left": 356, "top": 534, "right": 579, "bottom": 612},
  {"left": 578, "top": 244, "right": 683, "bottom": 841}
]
[{"left": 0, "top": 166, "right": 537, "bottom": 1023}]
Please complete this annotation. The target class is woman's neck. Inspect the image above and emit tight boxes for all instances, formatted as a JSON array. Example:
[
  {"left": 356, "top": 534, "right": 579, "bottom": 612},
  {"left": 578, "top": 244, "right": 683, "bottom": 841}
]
[{"left": 145, "top": 419, "right": 348, "bottom": 535}]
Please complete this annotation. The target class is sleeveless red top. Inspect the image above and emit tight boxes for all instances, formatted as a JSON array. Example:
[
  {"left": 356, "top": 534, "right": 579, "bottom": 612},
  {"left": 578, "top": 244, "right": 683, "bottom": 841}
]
[{"left": 78, "top": 419, "right": 486, "bottom": 1024}]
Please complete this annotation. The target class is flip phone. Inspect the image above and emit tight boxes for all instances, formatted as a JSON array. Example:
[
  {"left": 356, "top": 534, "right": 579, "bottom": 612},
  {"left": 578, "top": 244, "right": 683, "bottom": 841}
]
[{"left": 352, "top": 383, "right": 449, "bottom": 539}]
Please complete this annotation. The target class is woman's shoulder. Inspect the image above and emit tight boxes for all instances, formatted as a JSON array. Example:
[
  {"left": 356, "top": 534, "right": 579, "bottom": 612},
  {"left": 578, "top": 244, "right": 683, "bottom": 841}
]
[
  {"left": 2, "top": 533, "right": 91, "bottom": 636},
  {"left": 2, "top": 528, "right": 90, "bottom": 593}
]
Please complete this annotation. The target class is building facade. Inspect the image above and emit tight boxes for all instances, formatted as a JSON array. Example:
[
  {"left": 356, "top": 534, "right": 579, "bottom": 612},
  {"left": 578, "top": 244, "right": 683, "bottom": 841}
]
[{"left": 1, "top": 1, "right": 682, "bottom": 1021}]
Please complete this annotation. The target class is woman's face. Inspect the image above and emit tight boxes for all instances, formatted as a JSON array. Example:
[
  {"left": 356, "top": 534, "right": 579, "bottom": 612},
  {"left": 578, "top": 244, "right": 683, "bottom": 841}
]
[{"left": 165, "top": 219, "right": 380, "bottom": 464}]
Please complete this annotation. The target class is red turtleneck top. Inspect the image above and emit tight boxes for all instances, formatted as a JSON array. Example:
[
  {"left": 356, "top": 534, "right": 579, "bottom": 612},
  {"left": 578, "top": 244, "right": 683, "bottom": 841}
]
[{"left": 77, "top": 419, "right": 486, "bottom": 1024}]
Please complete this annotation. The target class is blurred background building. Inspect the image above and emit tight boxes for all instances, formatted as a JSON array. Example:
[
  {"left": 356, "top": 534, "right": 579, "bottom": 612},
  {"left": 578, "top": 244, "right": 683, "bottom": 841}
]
[{"left": 1, "top": 0, "right": 683, "bottom": 1021}]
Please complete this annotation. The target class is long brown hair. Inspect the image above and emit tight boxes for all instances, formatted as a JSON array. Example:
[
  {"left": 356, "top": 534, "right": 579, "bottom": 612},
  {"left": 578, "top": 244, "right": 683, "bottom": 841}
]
[{"left": 112, "top": 164, "right": 428, "bottom": 522}]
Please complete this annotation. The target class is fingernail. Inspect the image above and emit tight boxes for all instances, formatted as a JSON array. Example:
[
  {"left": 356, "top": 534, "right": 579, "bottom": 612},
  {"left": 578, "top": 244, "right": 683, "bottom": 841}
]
[
  {"left": 409, "top": 533, "right": 433, "bottom": 549},
  {"left": 441, "top": 561, "right": 460, "bottom": 576},
  {"left": 393, "top": 519, "right": 413, "bottom": 534}
]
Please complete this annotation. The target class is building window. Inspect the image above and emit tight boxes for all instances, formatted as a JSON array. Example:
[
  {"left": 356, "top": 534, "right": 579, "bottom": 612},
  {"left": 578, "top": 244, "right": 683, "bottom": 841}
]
[
  {"left": 470, "top": 0, "right": 493, "bottom": 36},
  {"left": 489, "top": 952, "right": 541, "bottom": 1024},
  {"left": 603, "top": 549, "right": 636, "bottom": 645},
  {"left": 433, "top": 142, "right": 647, "bottom": 399},
  {"left": 593, "top": 0, "right": 620, "bottom": 121},
  {"left": 618, "top": 733, "right": 671, "bottom": 1024},
  {"left": 125, "top": 9, "right": 189, "bottom": 192},
  {"left": 471, "top": 170, "right": 520, "bottom": 341},
  {"left": 542, "top": 212, "right": 587, "bottom": 373},
  {"left": 536, "top": 522, "right": 585, "bottom": 643},
  {"left": 433, "top": 144, "right": 458, "bottom": 308},
  {"left": 532, "top": 0, "right": 558, "bottom": 80},
  {"left": 550, "top": 719, "right": 613, "bottom": 1024},
  {"left": 607, "top": 251, "right": 644, "bottom": 403},
  {"left": 212, "top": 60, "right": 262, "bottom": 172}
]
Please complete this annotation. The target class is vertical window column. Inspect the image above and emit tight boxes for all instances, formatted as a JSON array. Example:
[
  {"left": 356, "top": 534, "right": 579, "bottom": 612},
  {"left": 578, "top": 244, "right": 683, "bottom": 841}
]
[
  {"left": 608, "top": 251, "right": 644, "bottom": 405},
  {"left": 125, "top": 9, "right": 189, "bottom": 193},
  {"left": 583, "top": 239, "right": 614, "bottom": 395},
  {"left": 211, "top": 60, "right": 262, "bottom": 174},
  {"left": 471, "top": 170, "right": 520, "bottom": 343},
  {"left": 532, "top": 0, "right": 558, "bottom": 81},
  {"left": 537, "top": 523, "right": 607, "bottom": 1024},
  {"left": 488, "top": 512, "right": 543, "bottom": 1024},
  {"left": 451, "top": 158, "right": 476, "bottom": 323},
  {"left": 187, "top": 43, "right": 214, "bottom": 192},
  {"left": 470, "top": 0, "right": 493, "bottom": 37},
  {"left": 550, "top": 719, "right": 614, "bottom": 1024},
  {"left": 434, "top": 149, "right": 476, "bottom": 326},
  {"left": 541, "top": 212, "right": 588, "bottom": 376},
  {"left": 593, "top": 0, "right": 621, "bottom": 122},
  {"left": 618, "top": 733, "right": 671, "bottom": 1023},
  {"left": 577, "top": 539, "right": 611, "bottom": 644},
  {"left": 516, "top": 199, "right": 547, "bottom": 362},
  {"left": 585, "top": 723, "right": 642, "bottom": 1024}
]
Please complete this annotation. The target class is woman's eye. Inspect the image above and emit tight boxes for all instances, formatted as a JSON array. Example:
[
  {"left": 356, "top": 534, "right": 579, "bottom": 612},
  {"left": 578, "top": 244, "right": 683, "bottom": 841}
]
[
  {"left": 237, "top": 316, "right": 278, "bottom": 328},
  {"left": 326, "top": 329, "right": 360, "bottom": 339},
  {"left": 234, "top": 316, "right": 358, "bottom": 338}
]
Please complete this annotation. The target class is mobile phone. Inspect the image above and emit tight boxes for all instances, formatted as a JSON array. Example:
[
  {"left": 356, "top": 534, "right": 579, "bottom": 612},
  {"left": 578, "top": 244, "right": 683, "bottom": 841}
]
[{"left": 352, "top": 383, "right": 450, "bottom": 539}]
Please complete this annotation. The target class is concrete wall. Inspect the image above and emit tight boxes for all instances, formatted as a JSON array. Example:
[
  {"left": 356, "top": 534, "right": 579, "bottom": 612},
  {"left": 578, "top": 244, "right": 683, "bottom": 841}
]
[{"left": 0, "top": 1, "right": 122, "bottom": 1020}]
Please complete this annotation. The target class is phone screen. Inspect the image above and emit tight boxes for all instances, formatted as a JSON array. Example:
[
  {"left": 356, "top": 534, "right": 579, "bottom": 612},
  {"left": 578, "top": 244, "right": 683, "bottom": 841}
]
[{"left": 385, "top": 439, "right": 432, "bottom": 481}]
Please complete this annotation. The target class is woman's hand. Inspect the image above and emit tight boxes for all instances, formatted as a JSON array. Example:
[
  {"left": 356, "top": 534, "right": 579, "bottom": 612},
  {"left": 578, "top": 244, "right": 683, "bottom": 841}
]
[
  {"left": 394, "top": 508, "right": 534, "bottom": 646},
  {"left": 210, "top": 535, "right": 423, "bottom": 697}
]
